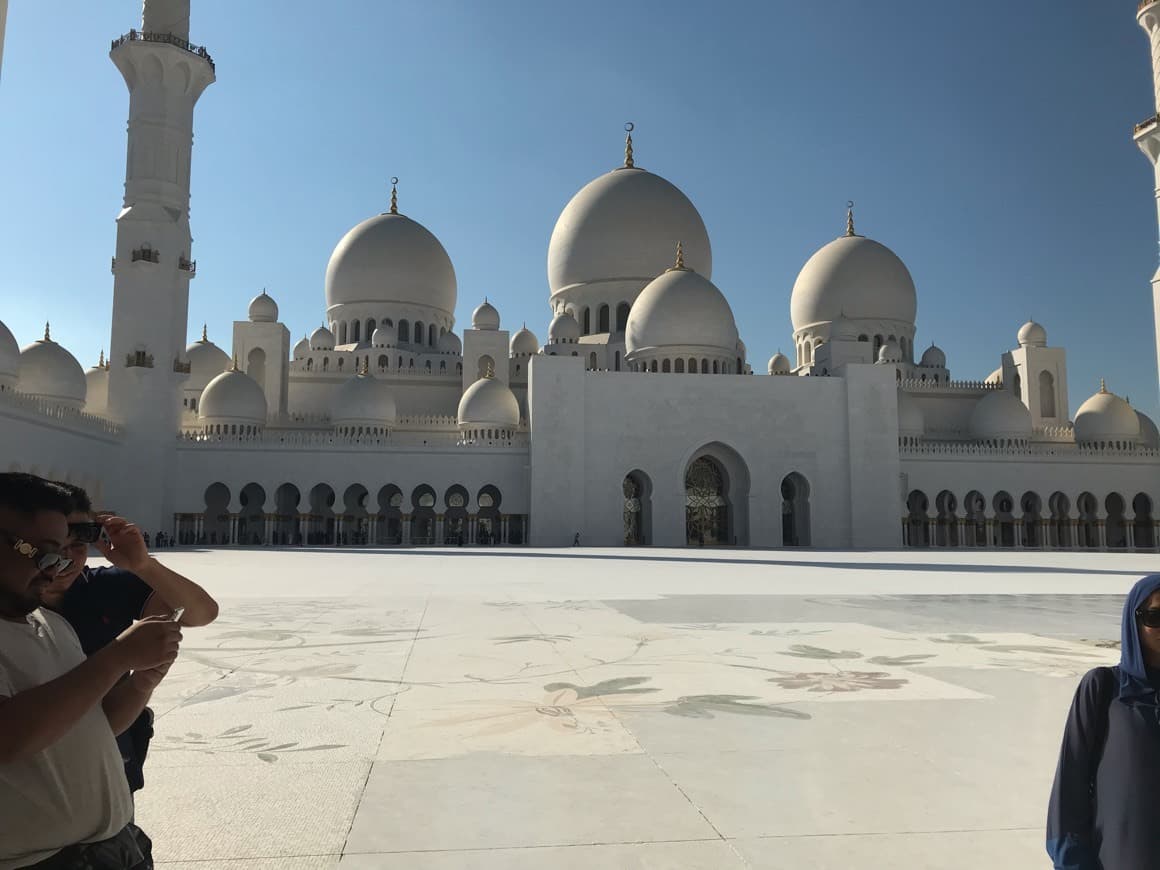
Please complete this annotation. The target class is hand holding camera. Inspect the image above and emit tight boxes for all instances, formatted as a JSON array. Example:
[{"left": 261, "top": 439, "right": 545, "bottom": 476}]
[{"left": 113, "top": 616, "right": 182, "bottom": 671}]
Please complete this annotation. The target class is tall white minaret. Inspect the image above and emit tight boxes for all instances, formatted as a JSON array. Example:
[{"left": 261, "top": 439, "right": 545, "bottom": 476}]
[
  {"left": 1136, "top": 1, "right": 1160, "bottom": 400},
  {"left": 106, "top": 0, "right": 214, "bottom": 528}
]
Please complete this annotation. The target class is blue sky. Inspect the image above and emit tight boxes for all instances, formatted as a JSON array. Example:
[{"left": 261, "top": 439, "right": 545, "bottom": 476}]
[{"left": 1, "top": 1, "right": 1157, "bottom": 417}]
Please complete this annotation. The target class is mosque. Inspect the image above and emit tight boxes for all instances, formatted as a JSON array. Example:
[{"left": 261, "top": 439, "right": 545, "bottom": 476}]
[{"left": 3, "top": 0, "right": 1160, "bottom": 550}]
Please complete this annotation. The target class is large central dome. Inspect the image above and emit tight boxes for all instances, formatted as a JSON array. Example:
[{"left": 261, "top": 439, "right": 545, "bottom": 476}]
[
  {"left": 548, "top": 167, "right": 711, "bottom": 297},
  {"left": 325, "top": 211, "right": 457, "bottom": 317}
]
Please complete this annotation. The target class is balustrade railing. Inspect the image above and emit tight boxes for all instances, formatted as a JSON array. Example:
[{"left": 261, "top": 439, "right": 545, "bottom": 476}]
[
  {"left": 0, "top": 388, "right": 122, "bottom": 437},
  {"left": 111, "top": 30, "right": 215, "bottom": 71}
]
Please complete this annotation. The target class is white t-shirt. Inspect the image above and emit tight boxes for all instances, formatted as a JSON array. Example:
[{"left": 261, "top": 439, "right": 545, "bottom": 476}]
[{"left": 0, "top": 608, "right": 133, "bottom": 869}]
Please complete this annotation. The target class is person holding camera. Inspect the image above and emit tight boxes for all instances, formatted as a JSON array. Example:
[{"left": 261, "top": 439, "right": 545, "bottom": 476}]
[
  {"left": 0, "top": 472, "right": 183, "bottom": 869},
  {"left": 39, "top": 483, "right": 219, "bottom": 793}
]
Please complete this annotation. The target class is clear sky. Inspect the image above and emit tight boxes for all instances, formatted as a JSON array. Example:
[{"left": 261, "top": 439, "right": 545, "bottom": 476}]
[{"left": 1, "top": 1, "right": 1157, "bottom": 418}]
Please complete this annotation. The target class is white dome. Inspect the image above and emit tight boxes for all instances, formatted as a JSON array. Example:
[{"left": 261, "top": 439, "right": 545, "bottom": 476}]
[
  {"left": 625, "top": 266, "right": 738, "bottom": 357},
  {"left": 919, "top": 344, "right": 946, "bottom": 368},
  {"left": 471, "top": 300, "right": 500, "bottom": 330},
  {"left": 437, "top": 331, "right": 462, "bottom": 355},
  {"left": 768, "top": 352, "right": 791, "bottom": 375},
  {"left": 791, "top": 234, "right": 917, "bottom": 331},
  {"left": 17, "top": 330, "right": 86, "bottom": 409},
  {"left": 1017, "top": 320, "right": 1047, "bottom": 348},
  {"left": 1074, "top": 383, "right": 1140, "bottom": 445},
  {"left": 969, "top": 390, "right": 1032, "bottom": 441},
  {"left": 1137, "top": 410, "right": 1160, "bottom": 449},
  {"left": 310, "top": 325, "right": 335, "bottom": 351},
  {"left": 0, "top": 319, "right": 19, "bottom": 382},
  {"left": 877, "top": 339, "right": 902, "bottom": 364},
  {"left": 897, "top": 389, "right": 925, "bottom": 438},
  {"left": 325, "top": 211, "right": 457, "bottom": 317},
  {"left": 199, "top": 367, "right": 267, "bottom": 425},
  {"left": 186, "top": 333, "right": 232, "bottom": 390},
  {"left": 548, "top": 166, "right": 711, "bottom": 296},
  {"left": 84, "top": 358, "right": 109, "bottom": 416},
  {"left": 292, "top": 336, "right": 311, "bottom": 359},
  {"left": 985, "top": 367, "right": 1003, "bottom": 386},
  {"left": 371, "top": 324, "right": 397, "bottom": 348},
  {"left": 510, "top": 325, "right": 539, "bottom": 357},
  {"left": 332, "top": 370, "right": 397, "bottom": 427},
  {"left": 457, "top": 375, "right": 520, "bottom": 428},
  {"left": 548, "top": 310, "right": 581, "bottom": 343},
  {"left": 248, "top": 290, "right": 278, "bottom": 323}
]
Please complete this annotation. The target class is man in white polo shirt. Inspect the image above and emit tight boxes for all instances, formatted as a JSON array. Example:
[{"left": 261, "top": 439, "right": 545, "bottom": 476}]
[{"left": 0, "top": 473, "right": 182, "bottom": 869}]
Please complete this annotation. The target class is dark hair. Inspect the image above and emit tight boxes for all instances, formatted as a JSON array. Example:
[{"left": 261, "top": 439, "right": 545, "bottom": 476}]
[
  {"left": 0, "top": 473, "right": 74, "bottom": 516},
  {"left": 53, "top": 481, "right": 93, "bottom": 515}
]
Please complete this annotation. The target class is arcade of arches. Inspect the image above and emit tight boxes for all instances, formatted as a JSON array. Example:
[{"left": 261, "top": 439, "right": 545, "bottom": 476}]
[
  {"left": 903, "top": 489, "right": 1160, "bottom": 550},
  {"left": 176, "top": 483, "right": 526, "bottom": 547}
]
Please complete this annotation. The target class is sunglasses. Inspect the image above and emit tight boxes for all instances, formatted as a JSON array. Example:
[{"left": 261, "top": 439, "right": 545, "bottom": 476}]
[
  {"left": 68, "top": 521, "right": 104, "bottom": 545},
  {"left": 1, "top": 531, "right": 73, "bottom": 577},
  {"left": 1137, "top": 608, "right": 1160, "bottom": 629}
]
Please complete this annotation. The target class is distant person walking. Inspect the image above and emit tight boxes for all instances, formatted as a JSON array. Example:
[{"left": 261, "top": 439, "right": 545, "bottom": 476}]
[{"left": 1046, "top": 573, "right": 1160, "bottom": 868}]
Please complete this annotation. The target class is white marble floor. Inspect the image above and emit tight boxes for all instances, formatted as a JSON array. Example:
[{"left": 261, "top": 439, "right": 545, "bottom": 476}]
[{"left": 133, "top": 547, "right": 1143, "bottom": 868}]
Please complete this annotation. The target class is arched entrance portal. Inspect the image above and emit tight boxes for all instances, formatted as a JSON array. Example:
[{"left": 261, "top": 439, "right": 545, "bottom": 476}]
[
  {"left": 623, "top": 471, "right": 652, "bottom": 546},
  {"left": 781, "top": 473, "right": 810, "bottom": 547},
  {"left": 685, "top": 458, "right": 728, "bottom": 546}
]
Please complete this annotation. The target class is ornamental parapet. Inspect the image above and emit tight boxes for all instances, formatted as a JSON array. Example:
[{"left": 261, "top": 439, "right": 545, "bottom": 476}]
[
  {"left": 110, "top": 30, "right": 215, "bottom": 71},
  {"left": 0, "top": 389, "right": 122, "bottom": 438},
  {"left": 898, "top": 378, "right": 1001, "bottom": 393},
  {"left": 900, "top": 440, "right": 1160, "bottom": 460},
  {"left": 177, "top": 423, "right": 528, "bottom": 449}
]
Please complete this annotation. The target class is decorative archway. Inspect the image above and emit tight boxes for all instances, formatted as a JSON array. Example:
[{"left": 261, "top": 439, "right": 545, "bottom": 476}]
[
  {"left": 1077, "top": 492, "right": 1099, "bottom": 549},
  {"left": 341, "top": 484, "right": 370, "bottom": 546},
  {"left": 411, "top": 485, "right": 437, "bottom": 545},
  {"left": 307, "top": 484, "right": 337, "bottom": 546},
  {"left": 238, "top": 482, "right": 266, "bottom": 546},
  {"left": 935, "top": 490, "right": 958, "bottom": 547},
  {"left": 377, "top": 485, "right": 403, "bottom": 545},
  {"left": 686, "top": 457, "right": 728, "bottom": 546},
  {"left": 1020, "top": 492, "right": 1042, "bottom": 548},
  {"left": 781, "top": 473, "right": 810, "bottom": 547},
  {"left": 1105, "top": 493, "right": 1127, "bottom": 549},
  {"left": 273, "top": 483, "right": 301, "bottom": 546},
  {"left": 964, "top": 490, "right": 986, "bottom": 547},
  {"left": 623, "top": 470, "right": 652, "bottom": 546},
  {"left": 993, "top": 491, "right": 1015, "bottom": 548},
  {"left": 202, "top": 482, "right": 231, "bottom": 545},
  {"left": 1048, "top": 491, "right": 1071, "bottom": 549},
  {"left": 476, "top": 485, "right": 502, "bottom": 544},
  {"left": 1134, "top": 493, "right": 1155, "bottom": 549},
  {"left": 906, "top": 490, "right": 929, "bottom": 547},
  {"left": 444, "top": 485, "right": 469, "bottom": 546}
]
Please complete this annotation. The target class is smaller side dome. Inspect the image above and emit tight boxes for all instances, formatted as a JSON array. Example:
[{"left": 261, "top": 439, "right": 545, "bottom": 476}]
[
  {"left": 371, "top": 324, "right": 397, "bottom": 348},
  {"left": 332, "top": 368, "right": 397, "bottom": 428},
  {"left": 1137, "top": 410, "right": 1160, "bottom": 449},
  {"left": 458, "top": 375, "right": 520, "bottom": 428},
  {"left": 437, "top": 331, "right": 462, "bottom": 355},
  {"left": 877, "top": 339, "right": 902, "bottom": 364},
  {"left": 898, "top": 389, "right": 925, "bottom": 438},
  {"left": 969, "top": 390, "right": 1032, "bottom": 441},
  {"left": 510, "top": 325, "right": 539, "bottom": 357},
  {"left": 310, "top": 325, "right": 335, "bottom": 351},
  {"left": 186, "top": 329, "right": 232, "bottom": 391},
  {"left": 548, "top": 310, "right": 581, "bottom": 343},
  {"left": 1017, "top": 320, "right": 1047, "bottom": 348},
  {"left": 0, "top": 318, "right": 19, "bottom": 386},
  {"left": 198, "top": 367, "right": 267, "bottom": 426},
  {"left": 248, "top": 290, "right": 278, "bottom": 323},
  {"left": 767, "top": 352, "right": 791, "bottom": 375},
  {"left": 919, "top": 344, "right": 946, "bottom": 368},
  {"left": 472, "top": 299, "right": 500, "bottom": 330},
  {"left": 1074, "top": 381, "right": 1140, "bottom": 445},
  {"left": 292, "top": 336, "right": 311, "bottom": 359},
  {"left": 985, "top": 367, "right": 1003, "bottom": 386},
  {"left": 17, "top": 327, "right": 87, "bottom": 409},
  {"left": 84, "top": 353, "right": 110, "bottom": 416}
]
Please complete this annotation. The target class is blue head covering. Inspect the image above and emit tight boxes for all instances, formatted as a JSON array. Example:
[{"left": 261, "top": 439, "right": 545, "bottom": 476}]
[{"left": 1117, "top": 573, "right": 1160, "bottom": 705}]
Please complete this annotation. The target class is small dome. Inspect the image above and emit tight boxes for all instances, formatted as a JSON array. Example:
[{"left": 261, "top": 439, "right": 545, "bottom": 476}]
[
  {"left": 791, "top": 234, "right": 917, "bottom": 331},
  {"left": 332, "top": 369, "right": 397, "bottom": 427},
  {"left": 1074, "top": 382, "right": 1140, "bottom": 445},
  {"left": 1017, "top": 320, "right": 1047, "bottom": 348},
  {"left": 829, "top": 314, "right": 860, "bottom": 341},
  {"left": 969, "top": 389, "right": 1032, "bottom": 441},
  {"left": 0, "top": 319, "right": 19, "bottom": 384},
  {"left": 371, "top": 324, "right": 397, "bottom": 348},
  {"left": 768, "top": 352, "right": 791, "bottom": 375},
  {"left": 310, "top": 325, "right": 335, "bottom": 351},
  {"left": 472, "top": 300, "right": 500, "bottom": 330},
  {"left": 625, "top": 265, "right": 739, "bottom": 357},
  {"left": 548, "top": 310, "right": 581, "bottom": 343},
  {"left": 877, "top": 339, "right": 902, "bottom": 364},
  {"left": 897, "top": 389, "right": 925, "bottom": 438},
  {"left": 199, "top": 367, "right": 267, "bottom": 425},
  {"left": 17, "top": 329, "right": 86, "bottom": 409},
  {"left": 84, "top": 357, "right": 109, "bottom": 416},
  {"left": 248, "top": 290, "right": 278, "bottom": 323},
  {"left": 1137, "top": 410, "right": 1160, "bottom": 449},
  {"left": 920, "top": 344, "right": 946, "bottom": 368},
  {"left": 985, "top": 367, "right": 1003, "bottom": 386},
  {"left": 292, "top": 336, "right": 311, "bottom": 359},
  {"left": 437, "top": 330, "right": 462, "bottom": 355},
  {"left": 510, "top": 325, "right": 539, "bottom": 357},
  {"left": 457, "top": 375, "right": 520, "bottom": 428},
  {"left": 186, "top": 331, "right": 232, "bottom": 390}
]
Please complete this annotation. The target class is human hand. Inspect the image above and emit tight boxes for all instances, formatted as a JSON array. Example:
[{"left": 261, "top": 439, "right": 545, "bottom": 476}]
[
  {"left": 128, "top": 660, "right": 172, "bottom": 694},
  {"left": 113, "top": 616, "right": 182, "bottom": 671},
  {"left": 94, "top": 514, "right": 152, "bottom": 574}
]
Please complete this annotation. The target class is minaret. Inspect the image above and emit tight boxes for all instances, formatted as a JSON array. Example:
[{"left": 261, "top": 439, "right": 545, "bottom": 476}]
[
  {"left": 1135, "top": 1, "right": 1160, "bottom": 399},
  {"left": 106, "top": 0, "right": 214, "bottom": 527}
]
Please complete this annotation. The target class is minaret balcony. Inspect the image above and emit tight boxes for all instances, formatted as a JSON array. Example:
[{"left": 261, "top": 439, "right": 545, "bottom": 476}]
[
  {"left": 1134, "top": 114, "right": 1160, "bottom": 136},
  {"left": 110, "top": 30, "right": 215, "bottom": 72},
  {"left": 173, "top": 358, "right": 192, "bottom": 374},
  {"left": 125, "top": 351, "right": 155, "bottom": 369},
  {"left": 131, "top": 246, "right": 161, "bottom": 264},
  {"left": 1141, "top": 0, "right": 1158, "bottom": 13},
  {"left": 1135, "top": 115, "right": 1160, "bottom": 164},
  {"left": 178, "top": 257, "right": 197, "bottom": 277}
]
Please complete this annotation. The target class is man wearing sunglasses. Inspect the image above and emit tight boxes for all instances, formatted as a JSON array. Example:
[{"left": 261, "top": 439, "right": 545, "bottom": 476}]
[
  {"left": 0, "top": 473, "right": 183, "bottom": 869},
  {"left": 39, "top": 483, "right": 218, "bottom": 795}
]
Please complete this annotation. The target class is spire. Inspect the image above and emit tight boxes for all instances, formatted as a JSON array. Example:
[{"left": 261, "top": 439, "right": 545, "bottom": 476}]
[
  {"left": 484, "top": 359, "right": 495, "bottom": 379},
  {"left": 358, "top": 358, "right": 370, "bottom": 376},
  {"left": 1100, "top": 378, "right": 1108, "bottom": 394},
  {"left": 201, "top": 323, "right": 208, "bottom": 342},
  {"left": 230, "top": 354, "right": 240, "bottom": 373},
  {"left": 98, "top": 349, "right": 106, "bottom": 368},
  {"left": 624, "top": 122, "right": 635, "bottom": 168},
  {"left": 845, "top": 201, "right": 857, "bottom": 237},
  {"left": 673, "top": 240, "right": 686, "bottom": 270},
  {"left": 389, "top": 177, "right": 399, "bottom": 215},
  {"left": 43, "top": 322, "right": 51, "bottom": 341}
]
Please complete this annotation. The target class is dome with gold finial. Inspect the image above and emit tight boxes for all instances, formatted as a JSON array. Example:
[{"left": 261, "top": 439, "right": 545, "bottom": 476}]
[
  {"left": 84, "top": 350, "right": 110, "bottom": 416},
  {"left": 248, "top": 289, "right": 279, "bottom": 323},
  {"left": 332, "top": 363, "right": 397, "bottom": 430},
  {"left": 198, "top": 360, "right": 267, "bottom": 429},
  {"left": 1074, "top": 380, "right": 1140, "bottom": 446},
  {"left": 186, "top": 325, "right": 232, "bottom": 391},
  {"left": 458, "top": 368, "right": 520, "bottom": 429},
  {"left": 17, "top": 323, "right": 86, "bottom": 409},
  {"left": 0, "top": 318, "right": 19, "bottom": 389}
]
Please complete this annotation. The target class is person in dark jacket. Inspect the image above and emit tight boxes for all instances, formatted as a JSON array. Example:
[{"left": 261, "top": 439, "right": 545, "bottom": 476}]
[{"left": 1046, "top": 573, "right": 1160, "bottom": 869}]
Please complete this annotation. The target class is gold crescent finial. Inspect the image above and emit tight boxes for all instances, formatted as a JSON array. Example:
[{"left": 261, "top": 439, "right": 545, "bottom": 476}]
[
  {"left": 1099, "top": 378, "right": 1107, "bottom": 394},
  {"left": 389, "top": 177, "right": 399, "bottom": 214},
  {"left": 675, "top": 240, "right": 685, "bottom": 270},
  {"left": 845, "top": 201, "right": 856, "bottom": 237},
  {"left": 624, "top": 122, "right": 635, "bottom": 168},
  {"left": 484, "top": 359, "right": 495, "bottom": 379},
  {"left": 359, "top": 357, "right": 369, "bottom": 376},
  {"left": 98, "top": 348, "right": 105, "bottom": 367},
  {"left": 231, "top": 354, "right": 240, "bottom": 372},
  {"left": 201, "top": 323, "right": 208, "bottom": 342},
  {"left": 44, "top": 322, "right": 51, "bottom": 341}
]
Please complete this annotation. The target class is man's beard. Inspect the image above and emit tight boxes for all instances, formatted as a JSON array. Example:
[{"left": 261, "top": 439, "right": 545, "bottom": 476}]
[{"left": 0, "top": 578, "right": 47, "bottom": 618}]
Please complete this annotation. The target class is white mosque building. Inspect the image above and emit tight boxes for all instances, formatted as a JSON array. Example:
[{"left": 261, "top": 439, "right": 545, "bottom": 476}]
[{"left": 3, "top": 0, "right": 1160, "bottom": 550}]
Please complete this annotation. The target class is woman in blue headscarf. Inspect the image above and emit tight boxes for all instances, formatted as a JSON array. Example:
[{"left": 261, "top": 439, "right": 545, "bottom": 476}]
[{"left": 1046, "top": 573, "right": 1160, "bottom": 869}]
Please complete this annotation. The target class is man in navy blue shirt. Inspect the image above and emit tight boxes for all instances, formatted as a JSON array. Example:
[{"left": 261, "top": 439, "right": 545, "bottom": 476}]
[{"left": 40, "top": 484, "right": 219, "bottom": 792}]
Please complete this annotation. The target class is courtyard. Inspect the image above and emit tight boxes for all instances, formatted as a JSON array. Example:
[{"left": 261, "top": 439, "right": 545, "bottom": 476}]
[{"left": 134, "top": 547, "right": 1144, "bottom": 868}]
